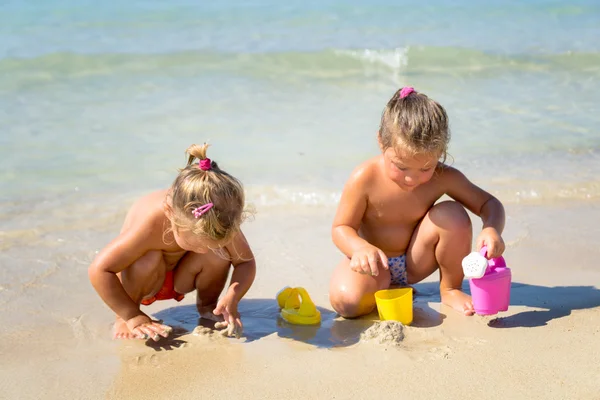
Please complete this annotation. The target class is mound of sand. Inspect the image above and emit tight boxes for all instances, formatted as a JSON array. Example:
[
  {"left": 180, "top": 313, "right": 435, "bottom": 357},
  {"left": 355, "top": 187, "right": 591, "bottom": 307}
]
[{"left": 360, "top": 321, "right": 405, "bottom": 346}]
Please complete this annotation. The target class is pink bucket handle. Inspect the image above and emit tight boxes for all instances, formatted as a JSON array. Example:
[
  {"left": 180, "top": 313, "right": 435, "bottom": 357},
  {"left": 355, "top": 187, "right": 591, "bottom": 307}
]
[
  {"left": 478, "top": 246, "right": 493, "bottom": 274},
  {"left": 479, "top": 245, "right": 508, "bottom": 269},
  {"left": 479, "top": 245, "right": 488, "bottom": 258}
]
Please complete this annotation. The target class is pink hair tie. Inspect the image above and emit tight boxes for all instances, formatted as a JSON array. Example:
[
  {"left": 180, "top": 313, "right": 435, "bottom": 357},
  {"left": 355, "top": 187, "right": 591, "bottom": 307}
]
[
  {"left": 399, "top": 86, "right": 415, "bottom": 99},
  {"left": 192, "top": 203, "right": 213, "bottom": 218},
  {"left": 199, "top": 158, "right": 211, "bottom": 171}
]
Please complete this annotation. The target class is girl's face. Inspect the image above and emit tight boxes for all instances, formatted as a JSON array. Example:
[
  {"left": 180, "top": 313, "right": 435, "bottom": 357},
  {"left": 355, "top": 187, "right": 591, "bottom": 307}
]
[
  {"left": 383, "top": 147, "right": 439, "bottom": 191},
  {"left": 164, "top": 198, "right": 225, "bottom": 253},
  {"left": 172, "top": 228, "right": 211, "bottom": 253},
  {"left": 172, "top": 227, "right": 226, "bottom": 254}
]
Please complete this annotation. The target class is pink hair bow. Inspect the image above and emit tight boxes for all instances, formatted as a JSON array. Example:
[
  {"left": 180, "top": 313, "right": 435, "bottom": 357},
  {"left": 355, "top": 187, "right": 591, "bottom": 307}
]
[
  {"left": 199, "top": 158, "right": 211, "bottom": 171},
  {"left": 192, "top": 203, "right": 213, "bottom": 218},
  {"left": 399, "top": 86, "right": 415, "bottom": 98}
]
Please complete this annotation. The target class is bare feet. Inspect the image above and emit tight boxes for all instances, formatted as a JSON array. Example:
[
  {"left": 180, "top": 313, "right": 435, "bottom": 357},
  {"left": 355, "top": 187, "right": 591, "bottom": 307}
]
[
  {"left": 440, "top": 289, "right": 475, "bottom": 316},
  {"left": 113, "top": 317, "right": 143, "bottom": 339},
  {"left": 196, "top": 302, "right": 222, "bottom": 322}
]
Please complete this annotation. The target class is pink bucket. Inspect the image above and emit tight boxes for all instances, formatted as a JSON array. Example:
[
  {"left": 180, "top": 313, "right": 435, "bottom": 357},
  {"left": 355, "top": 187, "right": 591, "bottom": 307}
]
[{"left": 469, "top": 250, "right": 512, "bottom": 315}]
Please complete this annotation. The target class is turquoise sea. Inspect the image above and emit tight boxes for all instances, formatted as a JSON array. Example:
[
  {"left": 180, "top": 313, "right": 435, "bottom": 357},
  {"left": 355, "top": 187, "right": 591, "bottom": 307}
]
[{"left": 2, "top": 0, "right": 600, "bottom": 204}]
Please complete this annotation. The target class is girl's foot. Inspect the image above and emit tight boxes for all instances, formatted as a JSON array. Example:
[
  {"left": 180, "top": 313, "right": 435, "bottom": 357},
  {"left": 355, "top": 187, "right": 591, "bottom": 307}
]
[
  {"left": 113, "top": 317, "right": 143, "bottom": 339},
  {"left": 441, "top": 289, "right": 475, "bottom": 316},
  {"left": 196, "top": 302, "right": 222, "bottom": 322}
]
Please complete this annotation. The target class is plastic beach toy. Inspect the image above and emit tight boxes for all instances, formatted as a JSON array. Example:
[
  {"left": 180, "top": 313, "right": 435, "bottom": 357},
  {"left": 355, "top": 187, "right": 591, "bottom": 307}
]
[
  {"left": 462, "top": 246, "right": 512, "bottom": 315},
  {"left": 374, "top": 287, "right": 413, "bottom": 325},
  {"left": 276, "top": 286, "right": 321, "bottom": 325},
  {"left": 276, "top": 286, "right": 300, "bottom": 309}
]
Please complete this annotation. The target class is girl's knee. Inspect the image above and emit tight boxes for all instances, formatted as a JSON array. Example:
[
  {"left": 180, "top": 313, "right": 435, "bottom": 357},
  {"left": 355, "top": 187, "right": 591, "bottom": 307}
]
[
  {"left": 329, "top": 259, "right": 384, "bottom": 318},
  {"left": 120, "top": 250, "right": 165, "bottom": 298},
  {"left": 121, "top": 251, "right": 163, "bottom": 281},
  {"left": 329, "top": 289, "right": 375, "bottom": 319},
  {"left": 174, "top": 253, "right": 230, "bottom": 297},
  {"left": 428, "top": 201, "right": 471, "bottom": 232}
]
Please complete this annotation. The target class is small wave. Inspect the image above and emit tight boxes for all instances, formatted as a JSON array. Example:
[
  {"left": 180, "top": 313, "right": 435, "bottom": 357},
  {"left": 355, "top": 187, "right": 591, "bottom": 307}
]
[
  {"left": 335, "top": 47, "right": 409, "bottom": 71},
  {"left": 244, "top": 180, "right": 600, "bottom": 208},
  {"left": 0, "top": 179, "right": 598, "bottom": 253},
  {"left": 1, "top": 46, "right": 599, "bottom": 89},
  {"left": 490, "top": 181, "right": 600, "bottom": 204},
  {"left": 245, "top": 185, "right": 341, "bottom": 207}
]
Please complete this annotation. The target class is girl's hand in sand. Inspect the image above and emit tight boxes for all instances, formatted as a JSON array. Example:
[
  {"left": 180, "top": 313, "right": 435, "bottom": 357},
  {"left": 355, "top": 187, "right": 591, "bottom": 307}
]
[
  {"left": 477, "top": 227, "right": 505, "bottom": 259},
  {"left": 125, "top": 314, "right": 172, "bottom": 341},
  {"left": 213, "top": 293, "right": 243, "bottom": 339},
  {"left": 350, "top": 245, "right": 388, "bottom": 277}
]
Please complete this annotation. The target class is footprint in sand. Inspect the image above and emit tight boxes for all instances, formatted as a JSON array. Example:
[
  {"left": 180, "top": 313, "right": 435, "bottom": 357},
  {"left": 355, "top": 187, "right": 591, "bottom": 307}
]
[
  {"left": 450, "top": 336, "right": 488, "bottom": 348},
  {"left": 192, "top": 326, "right": 230, "bottom": 341},
  {"left": 428, "top": 345, "right": 452, "bottom": 360},
  {"left": 129, "top": 353, "right": 161, "bottom": 369}
]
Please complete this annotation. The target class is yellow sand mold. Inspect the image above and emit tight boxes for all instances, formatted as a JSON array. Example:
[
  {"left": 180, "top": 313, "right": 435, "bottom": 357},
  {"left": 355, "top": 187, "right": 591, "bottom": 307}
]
[
  {"left": 374, "top": 288, "right": 413, "bottom": 325},
  {"left": 276, "top": 286, "right": 321, "bottom": 325}
]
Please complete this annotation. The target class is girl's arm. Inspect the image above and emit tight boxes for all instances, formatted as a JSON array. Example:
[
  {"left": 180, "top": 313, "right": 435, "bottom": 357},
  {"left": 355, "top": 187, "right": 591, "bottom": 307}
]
[
  {"left": 332, "top": 165, "right": 388, "bottom": 275},
  {"left": 332, "top": 167, "right": 372, "bottom": 257},
  {"left": 443, "top": 166, "right": 506, "bottom": 257},
  {"left": 88, "top": 220, "right": 155, "bottom": 322},
  {"left": 224, "top": 231, "right": 256, "bottom": 303},
  {"left": 212, "top": 231, "right": 256, "bottom": 337}
]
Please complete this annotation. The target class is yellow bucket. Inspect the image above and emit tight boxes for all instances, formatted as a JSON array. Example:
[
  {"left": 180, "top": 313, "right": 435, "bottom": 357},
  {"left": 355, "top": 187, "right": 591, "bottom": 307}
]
[{"left": 374, "top": 288, "right": 413, "bottom": 325}]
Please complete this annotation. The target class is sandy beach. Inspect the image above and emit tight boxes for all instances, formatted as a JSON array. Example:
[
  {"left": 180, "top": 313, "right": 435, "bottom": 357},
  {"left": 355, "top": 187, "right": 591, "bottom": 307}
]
[{"left": 1, "top": 201, "right": 599, "bottom": 400}]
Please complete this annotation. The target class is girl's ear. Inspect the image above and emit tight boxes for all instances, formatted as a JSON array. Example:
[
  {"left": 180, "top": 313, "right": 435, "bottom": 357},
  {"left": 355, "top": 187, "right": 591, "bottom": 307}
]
[
  {"left": 162, "top": 197, "right": 173, "bottom": 219},
  {"left": 376, "top": 131, "right": 384, "bottom": 152}
]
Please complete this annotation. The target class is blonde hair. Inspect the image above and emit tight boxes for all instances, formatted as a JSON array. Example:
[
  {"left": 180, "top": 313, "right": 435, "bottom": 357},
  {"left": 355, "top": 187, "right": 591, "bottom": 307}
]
[
  {"left": 165, "top": 143, "right": 246, "bottom": 244},
  {"left": 379, "top": 88, "right": 450, "bottom": 162}
]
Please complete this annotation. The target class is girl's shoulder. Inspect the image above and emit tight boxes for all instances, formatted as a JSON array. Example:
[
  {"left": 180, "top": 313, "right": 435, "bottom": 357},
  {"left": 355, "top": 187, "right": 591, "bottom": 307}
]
[
  {"left": 121, "top": 189, "right": 169, "bottom": 235},
  {"left": 435, "top": 162, "right": 462, "bottom": 175},
  {"left": 432, "top": 163, "right": 470, "bottom": 186},
  {"left": 129, "top": 189, "right": 168, "bottom": 213},
  {"left": 348, "top": 156, "right": 382, "bottom": 183}
]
